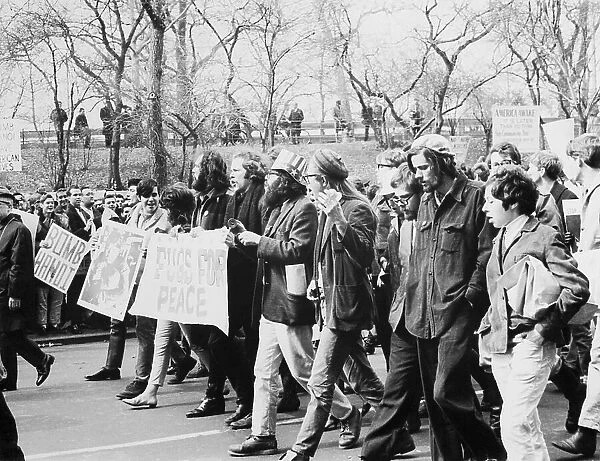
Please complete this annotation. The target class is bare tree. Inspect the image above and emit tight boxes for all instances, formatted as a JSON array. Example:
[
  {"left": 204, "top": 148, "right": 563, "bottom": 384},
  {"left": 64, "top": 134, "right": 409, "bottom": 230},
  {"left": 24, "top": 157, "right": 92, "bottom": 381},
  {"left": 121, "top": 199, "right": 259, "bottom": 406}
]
[
  {"left": 502, "top": 0, "right": 600, "bottom": 132},
  {"left": 55, "top": 0, "right": 145, "bottom": 189},
  {"left": 141, "top": 0, "right": 169, "bottom": 188}
]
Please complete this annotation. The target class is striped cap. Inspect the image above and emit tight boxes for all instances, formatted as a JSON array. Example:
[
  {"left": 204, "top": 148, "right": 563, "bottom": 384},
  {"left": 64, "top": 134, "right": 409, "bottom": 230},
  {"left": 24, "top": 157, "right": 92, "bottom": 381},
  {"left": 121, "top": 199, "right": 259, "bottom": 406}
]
[{"left": 270, "top": 149, "right": 307, "bottom": 185}]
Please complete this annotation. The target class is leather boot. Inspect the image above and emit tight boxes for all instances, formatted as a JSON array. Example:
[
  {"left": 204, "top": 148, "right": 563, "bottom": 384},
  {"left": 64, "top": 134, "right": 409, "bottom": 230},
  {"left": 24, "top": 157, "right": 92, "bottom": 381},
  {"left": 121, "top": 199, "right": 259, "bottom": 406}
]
[
  {"left": 550, "top": 359, "right": 586, "bottom": 433},
  {"left": 552, "top": 427, "right": 597, "bottom": 457}
]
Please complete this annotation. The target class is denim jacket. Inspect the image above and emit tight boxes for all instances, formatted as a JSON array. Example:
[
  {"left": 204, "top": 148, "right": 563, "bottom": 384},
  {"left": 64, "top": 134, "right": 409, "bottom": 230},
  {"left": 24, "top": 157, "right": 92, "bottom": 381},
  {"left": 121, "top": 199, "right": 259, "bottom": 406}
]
[{"left": 404, "top": 175, "right": 492, "bottom": 339}]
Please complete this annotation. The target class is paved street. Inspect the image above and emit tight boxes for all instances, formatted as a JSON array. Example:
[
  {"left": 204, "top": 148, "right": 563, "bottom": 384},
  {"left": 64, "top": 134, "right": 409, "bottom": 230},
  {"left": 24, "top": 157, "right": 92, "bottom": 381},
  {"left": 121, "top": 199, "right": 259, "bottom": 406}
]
[{"left": 3, "top": 339, "right": 599, "bottom": 461}]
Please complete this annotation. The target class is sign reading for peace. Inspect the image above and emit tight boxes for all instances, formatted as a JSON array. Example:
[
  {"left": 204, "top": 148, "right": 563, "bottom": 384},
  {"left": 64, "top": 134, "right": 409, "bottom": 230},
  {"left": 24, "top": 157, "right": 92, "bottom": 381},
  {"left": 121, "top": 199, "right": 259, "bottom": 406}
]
[{"left": 129, "top": 229, "right": 229, "bottom": 334}]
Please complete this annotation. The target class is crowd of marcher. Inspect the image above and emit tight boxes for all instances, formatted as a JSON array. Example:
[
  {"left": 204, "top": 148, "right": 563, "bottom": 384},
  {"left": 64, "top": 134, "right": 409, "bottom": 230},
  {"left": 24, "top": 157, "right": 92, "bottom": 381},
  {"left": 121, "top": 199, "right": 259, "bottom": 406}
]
[{"left": 1, "top": 131, "right": 599, "bottom": 461}]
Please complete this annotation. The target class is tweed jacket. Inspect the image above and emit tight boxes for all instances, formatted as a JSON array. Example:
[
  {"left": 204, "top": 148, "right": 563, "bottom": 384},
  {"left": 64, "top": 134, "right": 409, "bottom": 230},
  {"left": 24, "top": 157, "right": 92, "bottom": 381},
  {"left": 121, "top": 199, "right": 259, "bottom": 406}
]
[
  {"left": 478, "top": 216, "right": 589, "bottom": 353},
  {"left": 256, "top": 195, "right": 317, "bottom": 326}
]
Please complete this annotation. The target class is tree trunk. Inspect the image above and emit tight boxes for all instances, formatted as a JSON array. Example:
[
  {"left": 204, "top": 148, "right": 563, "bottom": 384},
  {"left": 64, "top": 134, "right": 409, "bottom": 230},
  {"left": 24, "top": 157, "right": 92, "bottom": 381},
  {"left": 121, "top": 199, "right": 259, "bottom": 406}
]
[
  {"left": 147, "top": 8, "right": 168, "bottom": 188},
  {"left": 109, "top": 99, "right": 123, "bottom": 189}
]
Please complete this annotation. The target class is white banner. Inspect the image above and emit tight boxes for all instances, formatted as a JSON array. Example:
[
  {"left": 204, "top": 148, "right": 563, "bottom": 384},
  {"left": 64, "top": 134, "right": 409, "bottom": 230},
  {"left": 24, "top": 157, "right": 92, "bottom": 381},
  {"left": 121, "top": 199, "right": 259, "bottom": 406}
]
[
  {"left": 34, "top": 224, "right": 89, "bottom": 293},
  {"left": 129, "top": 229, "right": 229, "bottom": 333},
  {"left": 449, "top": 136, "right": 471, "bottom": 164},
  {"left": 541, "top": 118, "right": 574, "bottom": 158},
  {"left": 0, "top": 119, "right": 22, "bottom": 172},
  {"left": 78, "top": 221, "right": 146, "bottom": 321},
  {"left": 575, "top": 250, "right": 600, "bottom": 307},
  {"left": 492, "top": 106, "right": 540, "bottom": 153}
]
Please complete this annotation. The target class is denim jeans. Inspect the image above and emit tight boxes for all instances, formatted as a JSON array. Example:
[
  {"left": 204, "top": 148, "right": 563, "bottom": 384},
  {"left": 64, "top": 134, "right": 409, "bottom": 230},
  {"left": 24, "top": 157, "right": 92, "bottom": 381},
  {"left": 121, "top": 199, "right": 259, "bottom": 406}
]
[
  {"left": 292, "top": 326, "right": 384, "bottom": 457},
  {"left": 492, "top": 340, "right": 556, "bottom": 460},
  {"left": 417, "top": 314, "right": 505, "bottom": 461},
  {"left": 37, "top": 283, "right": 63, "bottom": 328},
  {"left": 105, "top": 315, "right": 156, "bottom": 381},
  {"left": 341, "top": 348, "right": 385, "bottom": 408},
  {"left": 251, "top": 318, "right": 353, "bottom": 437},
  {"left": 579, "top": 321, "right": 600, "bottom": 431},
  {"left": 361, "top": 323, "right": 420, "bottom": 461}
]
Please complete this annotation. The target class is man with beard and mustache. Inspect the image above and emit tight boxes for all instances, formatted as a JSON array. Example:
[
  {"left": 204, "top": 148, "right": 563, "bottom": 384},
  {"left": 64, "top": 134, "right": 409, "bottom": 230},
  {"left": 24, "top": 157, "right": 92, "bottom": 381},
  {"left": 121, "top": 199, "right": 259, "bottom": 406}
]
[
  {"left": 403, "top": 135, "right": 505, "bottom": 461},
  {"left": 228, "top": 150, "right": 357, "bottom": 458},
  {"left": 183, "top": 151, "right": 255, "bottom": 425}
]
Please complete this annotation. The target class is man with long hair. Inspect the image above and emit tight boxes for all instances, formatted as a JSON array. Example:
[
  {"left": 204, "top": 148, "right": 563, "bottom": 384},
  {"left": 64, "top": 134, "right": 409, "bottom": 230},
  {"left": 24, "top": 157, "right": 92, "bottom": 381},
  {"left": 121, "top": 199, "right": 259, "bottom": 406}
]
[
  {"left": 228, "top": 150, "right": 356, "bottom": 458},
  {"left": 282, "top": 148, "right": 384, "bottom": 460},
  {"left": 184, "top": 151, "right": 254, "bottom": 425},
  {"left": 404, "top": 135, "right": 505, "bottom": 460}
]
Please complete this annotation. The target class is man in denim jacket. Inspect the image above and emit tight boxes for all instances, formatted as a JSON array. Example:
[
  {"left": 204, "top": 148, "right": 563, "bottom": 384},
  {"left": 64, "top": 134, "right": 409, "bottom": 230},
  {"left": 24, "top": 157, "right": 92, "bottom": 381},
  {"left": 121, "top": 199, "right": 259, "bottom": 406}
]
[{"left": 404, "top": 135, "right": 505, "bottom": 460}]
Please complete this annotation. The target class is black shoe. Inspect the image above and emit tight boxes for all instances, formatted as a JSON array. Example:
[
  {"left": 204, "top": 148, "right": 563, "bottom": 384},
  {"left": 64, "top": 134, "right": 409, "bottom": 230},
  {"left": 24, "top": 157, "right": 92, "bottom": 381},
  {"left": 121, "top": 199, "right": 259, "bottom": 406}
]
[
  {"left": 277, "top": 392, "right": 300, "bottom": 413},
  {"left": 392, "top": 428, "right": 416, "bottom": 456},
  {"left": 116, "top": 380, "right": 147, "bottom": 399},
  {"left": 186, "top": 397, "right": 225, "bottom": 418},
  {"left": 339, "top": 406, "right": 361, "bottom": 449},
  {"left": 278, "top": 450, "right": 309, "bottom": 461},
  {"left": 224, "top": 404, "right": 252, "bottom": 426},
  {"left": 229, "top": 414, "right": 252, "bottom": 430},
  {"left": 85, "top": 367, "right": 121, "bottom": 381},
  {"left": 187, "top": 363, "right": 209, "bottom": 379},
  {"left": 36, "top": 354, "right": 55, "bottom": 386},
  {"left": 552, "top": 428, "right": 597, "bottom": 457},
  {"left": 228, "top": 435, "right": 277, "bottom": 457},
  {"left": 166, "top": 365, "right": 177, "bottom": 375},
  {"left": 167, "top": 357, "right": 197, "bottom": 385}
]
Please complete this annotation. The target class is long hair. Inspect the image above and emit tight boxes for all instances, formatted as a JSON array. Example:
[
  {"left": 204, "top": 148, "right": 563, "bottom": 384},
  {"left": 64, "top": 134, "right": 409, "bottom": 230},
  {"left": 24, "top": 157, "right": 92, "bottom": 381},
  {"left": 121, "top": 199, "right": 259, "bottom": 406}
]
[
  {"left": 408, "top": 146, "right": 459, "bottom": 179},
  {"left": 160, "top": 185, "right": 196, "bottom": 227},
  {"left": 193, "top": 150, "right": 229, "bottom": 193}
]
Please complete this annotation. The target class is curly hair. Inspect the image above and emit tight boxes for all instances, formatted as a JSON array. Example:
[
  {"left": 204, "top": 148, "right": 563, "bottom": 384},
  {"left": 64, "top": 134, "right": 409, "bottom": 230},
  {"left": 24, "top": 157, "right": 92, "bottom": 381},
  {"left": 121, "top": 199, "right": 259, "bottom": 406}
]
[
  {"left": 193, "top": 150, "right": 229, "bottom": 193},
  {"left": 160, "top": 185, "right": 196, "bottom": 226},
  {"left": 487, "top": 165, "right": 538, "bottom": 215},
  {"left": 489, "top": 142, "right": 522, "bottom": 165},
  {"left": 233, "top": 151, "right": 268, "bottom": 182}
]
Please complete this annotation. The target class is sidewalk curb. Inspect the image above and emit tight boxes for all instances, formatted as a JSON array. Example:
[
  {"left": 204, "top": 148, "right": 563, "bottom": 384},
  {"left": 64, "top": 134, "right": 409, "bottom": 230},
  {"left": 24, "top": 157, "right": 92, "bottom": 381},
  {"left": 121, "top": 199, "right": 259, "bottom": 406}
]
[{"left": 32, "top": 328, "right": 137, "bottom": 347}]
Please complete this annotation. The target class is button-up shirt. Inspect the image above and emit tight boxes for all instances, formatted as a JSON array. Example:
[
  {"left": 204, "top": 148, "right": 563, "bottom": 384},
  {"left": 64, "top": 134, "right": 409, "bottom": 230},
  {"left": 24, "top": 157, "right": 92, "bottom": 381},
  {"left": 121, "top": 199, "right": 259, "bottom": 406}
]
[{"left": 404, "top": 175, "right": 493, "bottom": 339}]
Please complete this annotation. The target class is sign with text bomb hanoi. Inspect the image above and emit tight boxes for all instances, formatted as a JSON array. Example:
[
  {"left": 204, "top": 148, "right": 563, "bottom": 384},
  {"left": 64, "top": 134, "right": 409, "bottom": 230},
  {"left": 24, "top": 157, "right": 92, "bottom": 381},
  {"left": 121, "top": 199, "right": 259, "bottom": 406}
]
[
  {"left": 129, "top": 229, "right": 229, "bottom": 334},
  {"left": 0, "top": 119, "right": 22, "bottom": 172},
  {"left": 34, "top": 224, "right": 90, "bottom": 293}
]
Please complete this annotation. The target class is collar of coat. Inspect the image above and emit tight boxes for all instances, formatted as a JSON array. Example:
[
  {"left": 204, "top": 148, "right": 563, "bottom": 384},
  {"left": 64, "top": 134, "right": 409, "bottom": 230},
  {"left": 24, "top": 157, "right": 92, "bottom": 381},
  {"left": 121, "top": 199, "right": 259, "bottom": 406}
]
[
  {"left": 492, "top": 215, "right": 540, "bottom": 248},
  {"left": 422, "top": 174, "right": 468, "bottom": 205}
]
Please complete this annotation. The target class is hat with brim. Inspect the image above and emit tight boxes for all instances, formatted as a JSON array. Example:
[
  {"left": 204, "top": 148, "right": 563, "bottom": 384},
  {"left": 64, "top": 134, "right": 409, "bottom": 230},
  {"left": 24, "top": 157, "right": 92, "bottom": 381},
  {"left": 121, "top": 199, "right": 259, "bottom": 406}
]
[{"left": 270, "top": 149, "right": 307, "bottom": 185}]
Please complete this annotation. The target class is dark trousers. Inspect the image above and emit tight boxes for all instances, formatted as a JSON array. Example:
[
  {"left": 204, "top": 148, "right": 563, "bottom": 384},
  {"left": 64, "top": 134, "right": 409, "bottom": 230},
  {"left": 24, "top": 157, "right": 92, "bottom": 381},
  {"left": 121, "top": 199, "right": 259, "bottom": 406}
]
[
  {"left": 0, "top": 392, "right": 24, "bottom": 461},
  {"left": 183, "top": 324, "right": 253, "bottom": 406},
  {"left": 105, "top": 315, "right": 157, "bottom": 381},
  {"left": 563, "top": 322, "right": 593, "bottom": 376},
  {"left": 361, "top": 322, "right": 420, "bottom": 461},
  {"left": 65, "top": 273, "right": 87, "bottom": 325},
  {"left": 229, "top": 306, "right": 259, "bottom": 370},
  {"left": 416, "top": 320, "right": 505, "bottom": 461},
  {"left": 0, "top": 331, "right": 46, "bottom": 389},
  {"left": 373, "top": 279, "right": 392, "bottom": 368}
]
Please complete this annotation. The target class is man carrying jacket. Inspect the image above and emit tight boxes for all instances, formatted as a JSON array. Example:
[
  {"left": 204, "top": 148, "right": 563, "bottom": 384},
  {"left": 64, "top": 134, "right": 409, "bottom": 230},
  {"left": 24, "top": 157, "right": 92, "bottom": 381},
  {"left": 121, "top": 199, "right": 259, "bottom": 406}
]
[{"left": 228, "top": 150, "right": 356, "bottom": 457}]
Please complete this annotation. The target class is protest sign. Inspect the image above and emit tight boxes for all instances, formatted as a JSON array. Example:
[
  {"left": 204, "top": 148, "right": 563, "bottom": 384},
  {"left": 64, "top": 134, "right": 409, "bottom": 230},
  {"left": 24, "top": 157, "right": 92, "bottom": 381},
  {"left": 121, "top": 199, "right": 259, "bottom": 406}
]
[
  {"left": 78, "top": 221, "right": 146, "bottom": 321},
  {"left": 0, "top": 119, "right": 22, "bottom": 172},
  {"left": 450, "top": 136, "right": 471, "bottom": 164},
  {"left": 12, "top": 210, "right": 37, "bottom": 258},
  {"left": 541, "top": 118, "right": 574, "bottom": 158},
  {"left": 492, "top": 106, "right": 540, "bottom": 153},
  {"left": 129, "top": 229, "right": 229, "bottom": 333},
  {"left": 34, "top": 224, "right": 89, "bottom": 293}
]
